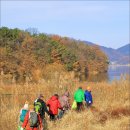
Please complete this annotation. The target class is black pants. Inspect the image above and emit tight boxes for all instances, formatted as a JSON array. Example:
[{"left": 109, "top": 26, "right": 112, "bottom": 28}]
[
  {"left": 50, "top": 114, "right": 56, "bottom": 121},
  {"left": 77, "top": 102, "right": 83, "bottom": 111},
  {"left": 57, "top": 110, "right": 64, "bottom": 119}
]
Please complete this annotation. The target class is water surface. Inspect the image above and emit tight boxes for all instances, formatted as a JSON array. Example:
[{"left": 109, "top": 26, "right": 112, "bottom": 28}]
[
  {"left": 108, "top": 65, "right": 130, "bottom": 81},
  {"left": 86, "top": 65, "right": 130, "bottom": 82}
]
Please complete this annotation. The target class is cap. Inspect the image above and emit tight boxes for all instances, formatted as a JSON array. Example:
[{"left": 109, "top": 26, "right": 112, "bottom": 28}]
[{"left": 87, "top": 87, "right": 91, "bottom": 91}]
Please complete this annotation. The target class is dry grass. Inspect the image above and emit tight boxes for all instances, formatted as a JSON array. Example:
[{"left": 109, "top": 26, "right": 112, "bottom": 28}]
[{"left": 0, "top": 75, "right": 130, "bottom": 130}]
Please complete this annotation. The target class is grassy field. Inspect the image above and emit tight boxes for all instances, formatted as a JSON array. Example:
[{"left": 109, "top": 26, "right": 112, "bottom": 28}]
[{"left": 0, "top": 75, "right": 130, "bottom": 130}]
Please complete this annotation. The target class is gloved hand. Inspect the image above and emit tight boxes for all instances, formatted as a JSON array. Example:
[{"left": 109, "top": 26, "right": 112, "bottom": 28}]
[
  {"left": 47, "top": 115, "right": 50, "bottom": 119},
  {"left": 89, "top": 101, "right": 91, "bottom": 104}
]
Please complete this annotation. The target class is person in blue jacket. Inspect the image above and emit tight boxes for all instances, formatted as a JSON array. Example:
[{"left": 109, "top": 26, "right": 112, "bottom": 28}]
[{"left": 84, "top": 87, "right": 93, "bottom": 107}]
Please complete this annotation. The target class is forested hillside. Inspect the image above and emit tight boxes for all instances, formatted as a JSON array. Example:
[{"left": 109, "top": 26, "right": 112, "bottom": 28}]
[{"left": 0, "top": 27, "right": 108, "bottom": 83}]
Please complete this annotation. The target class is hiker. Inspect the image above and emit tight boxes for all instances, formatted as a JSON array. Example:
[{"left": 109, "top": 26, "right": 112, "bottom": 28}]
[
  {"left": 58, "top": 91, "right": 70, "bottom": 119},
  {"left": 21, "top": 105, "right": 43, "bottom": 130},
  {"left": 34, "top": 94, "right": 50, "bottom": 130},
  {"left": 74, "top": 87, "right": 84, "bottom": 111},
  {"left": 47, "top": 94, "right": 63, "bottom": 121},
  {"left": 18, "top": 101, "right": 29, "bottom": 130},
  {"left": 84, "top": 87, "right": 93, "bottom": 107}
]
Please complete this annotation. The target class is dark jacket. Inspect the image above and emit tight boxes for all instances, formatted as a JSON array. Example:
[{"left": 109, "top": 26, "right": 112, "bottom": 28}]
[
  {"left": 84, "top": 90, "right": 93, "bottom": 104},
  {"left": 47, "top": 96, "right": 62, "bottom": 115},
  {"left": 34, "top": 98, "right": 50, "bottom": 119}
]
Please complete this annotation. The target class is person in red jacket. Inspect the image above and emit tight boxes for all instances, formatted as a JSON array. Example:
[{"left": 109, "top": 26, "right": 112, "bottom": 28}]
[
  {"left": 47, "top": 94, "right": 62, "bottom": 121},
  {"left": 22, "top": 105, "right": 43, "bottom": 130}
]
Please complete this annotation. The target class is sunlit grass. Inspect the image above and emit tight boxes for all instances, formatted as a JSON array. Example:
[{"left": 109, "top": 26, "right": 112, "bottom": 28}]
[{"left": 0, "top": 76, "right": 129, "bottom": 130}]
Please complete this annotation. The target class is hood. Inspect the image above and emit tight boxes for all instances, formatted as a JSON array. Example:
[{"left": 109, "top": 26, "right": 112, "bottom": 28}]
[{"left": 51, "top": 96, "right": 58, "bottom": 101}]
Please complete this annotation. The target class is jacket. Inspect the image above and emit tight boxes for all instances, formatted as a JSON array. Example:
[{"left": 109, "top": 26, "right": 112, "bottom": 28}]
[
  {"left": 34, "top": 98, "right": 50, "bottom": 119},
  {"left": 84, "top": 90, "right": 93, "bottom": 104},
  {"left": 22, "top": 111, "right": 42, "bottom": 130},
  {"left": 47, "top": 96, "right": 62, "bottom": 115},
  {"left": 74, "top": 89, "right": 84, "bottom": 102},
  {"left": 59, "top": 92, "right": 70, "bottom": 110}
]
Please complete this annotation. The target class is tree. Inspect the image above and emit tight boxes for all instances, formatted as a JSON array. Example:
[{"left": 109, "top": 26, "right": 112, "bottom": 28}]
[{"left": 25, "top": 27, "right": 39, "bottom": 36}]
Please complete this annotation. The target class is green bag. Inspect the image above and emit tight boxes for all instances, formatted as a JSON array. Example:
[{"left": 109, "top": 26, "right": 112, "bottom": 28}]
[
  {"left": 18, "top": 125, "right": 24, "bottom": 130},
  {"left": 18, "top": 125, "right": 21, "bottom": 130},
  {"left": 71, "top": 100, "right": 77, "bottom": 110}
]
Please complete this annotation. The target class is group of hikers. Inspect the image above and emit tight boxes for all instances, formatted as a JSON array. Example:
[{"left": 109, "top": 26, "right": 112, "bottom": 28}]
[{"left": 18, "top": 86, "right": 93, "bottom": 130}]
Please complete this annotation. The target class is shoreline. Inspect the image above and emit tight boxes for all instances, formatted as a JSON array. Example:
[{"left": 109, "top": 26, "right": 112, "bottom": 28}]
[{"left": 109, "top": 64, "right": 130, "bottom": 67}]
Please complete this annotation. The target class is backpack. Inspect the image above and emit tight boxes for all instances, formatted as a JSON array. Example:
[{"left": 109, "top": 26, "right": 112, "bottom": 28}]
[
  {"left": 34, "top": 101, "right": 42, "bottom": 114},
  {"left": 29, "top": 111, "right": 38, "bottom": 127},
  {"left": 20, "top": 109, "right": 28, "bottom": 122}
]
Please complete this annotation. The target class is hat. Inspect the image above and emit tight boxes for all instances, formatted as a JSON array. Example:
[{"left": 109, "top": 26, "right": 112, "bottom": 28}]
[
  {"left": 87, "top": 87, "right": 91, "bottom": 91},
  {"left": 23, "top": 101, "right": 29, "bottom": 110},
  {"left": 38, "top": 94, "right": 44, "bottom": 99}
]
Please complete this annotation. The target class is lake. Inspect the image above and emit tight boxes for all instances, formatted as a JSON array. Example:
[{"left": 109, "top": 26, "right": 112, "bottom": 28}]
[
  {"left": 108, "top": 65, "right": 130, "bottom": 81},
  {"left": 86, "top": 65, "right": 130, "bottom": 82}
]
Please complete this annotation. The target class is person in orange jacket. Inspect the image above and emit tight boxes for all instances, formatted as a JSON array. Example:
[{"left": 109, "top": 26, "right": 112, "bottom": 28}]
[
  {"left": 47, "top": 94, "right": 62, "bottom": 121},
  {"left": 22, "top": 105, "right": 43, "bottom": 130}
]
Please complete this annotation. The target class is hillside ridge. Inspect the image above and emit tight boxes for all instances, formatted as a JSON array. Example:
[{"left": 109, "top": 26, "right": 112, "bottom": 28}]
[{"left": 83, "top": 41, "right": 130, "bottom": 64}]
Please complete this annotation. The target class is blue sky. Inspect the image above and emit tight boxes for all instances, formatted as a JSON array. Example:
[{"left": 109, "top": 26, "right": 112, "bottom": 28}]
[{"left": 1, "top": 1, "right": 129, "bottom": 49}]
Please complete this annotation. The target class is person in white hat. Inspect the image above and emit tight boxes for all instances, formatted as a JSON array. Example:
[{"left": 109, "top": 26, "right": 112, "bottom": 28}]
[{"left": 18, "top": 101, "right": 29, "bottom": 130}]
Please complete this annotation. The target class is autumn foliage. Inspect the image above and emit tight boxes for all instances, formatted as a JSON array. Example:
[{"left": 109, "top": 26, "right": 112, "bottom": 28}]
[{"left": 0, "top": 27, "right": 108, "bottom": 82}]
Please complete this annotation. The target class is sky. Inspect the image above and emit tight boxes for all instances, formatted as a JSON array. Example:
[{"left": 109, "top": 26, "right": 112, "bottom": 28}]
[{"left": 1, "top": 1, "right": 129, "bottom": 49}]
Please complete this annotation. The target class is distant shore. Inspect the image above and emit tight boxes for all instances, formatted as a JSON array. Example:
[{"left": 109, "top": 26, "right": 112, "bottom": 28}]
[{"left": 109, "top": 64, "right": 130, "bottom": 67}]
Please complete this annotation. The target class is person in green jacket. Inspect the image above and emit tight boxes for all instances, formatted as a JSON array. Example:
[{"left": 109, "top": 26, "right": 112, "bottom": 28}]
[{"left": 74, "top": 87, "right": 84, "bottom": 111}]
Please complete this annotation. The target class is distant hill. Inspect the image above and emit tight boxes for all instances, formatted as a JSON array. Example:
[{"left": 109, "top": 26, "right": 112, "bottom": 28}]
[
  {"left": 83, "top": 41, "right": 130, "bottom": 65},
  {"left": 117, "top": 44, "right": 130, "bottom": 56}
]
